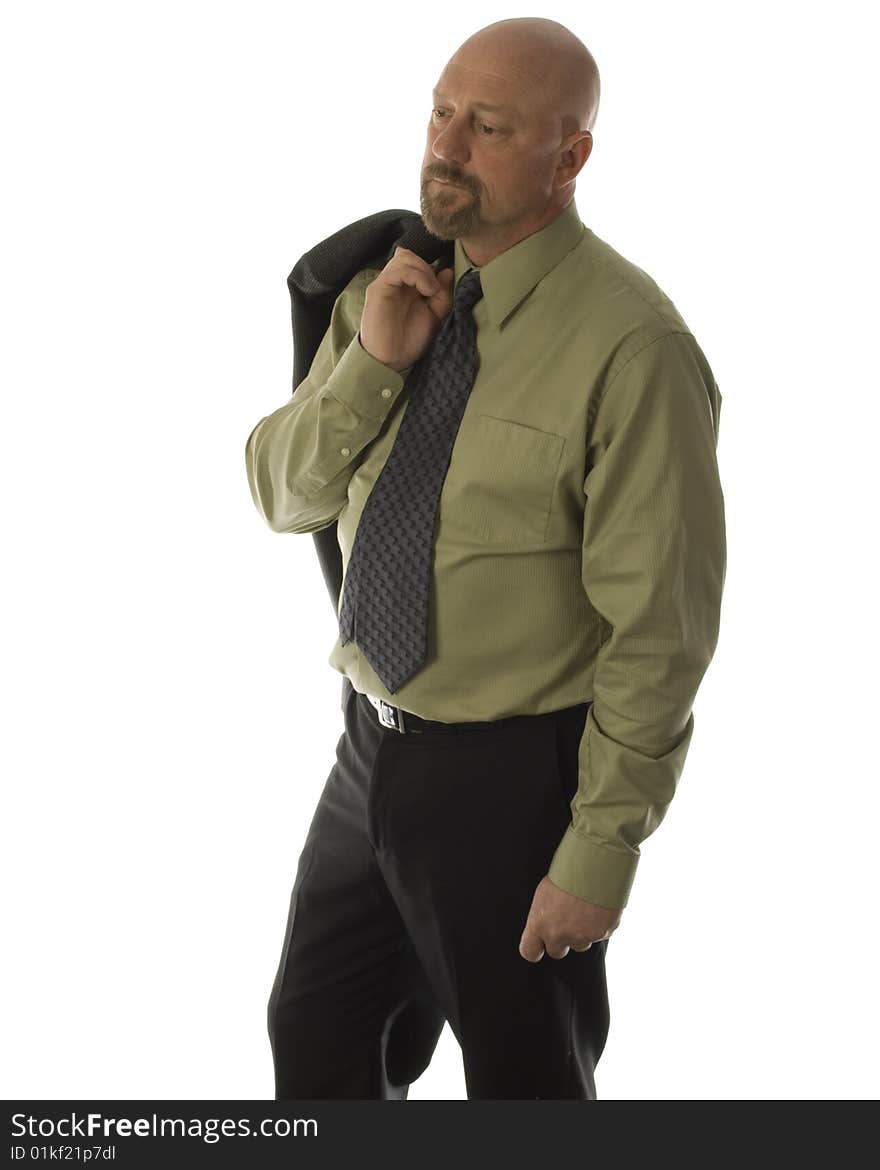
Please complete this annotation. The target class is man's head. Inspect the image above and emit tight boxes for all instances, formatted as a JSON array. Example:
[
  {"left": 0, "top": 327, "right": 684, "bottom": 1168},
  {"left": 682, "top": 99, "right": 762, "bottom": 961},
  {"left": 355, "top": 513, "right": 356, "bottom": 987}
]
[{"left": 420, "top": 18, "right": 599, "bottom": 264}]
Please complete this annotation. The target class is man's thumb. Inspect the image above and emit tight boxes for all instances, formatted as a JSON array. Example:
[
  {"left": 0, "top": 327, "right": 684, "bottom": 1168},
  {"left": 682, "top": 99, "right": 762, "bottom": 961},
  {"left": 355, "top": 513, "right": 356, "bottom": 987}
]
[{"left": 427, "top": 266, "right": 455, "bottom": 318}]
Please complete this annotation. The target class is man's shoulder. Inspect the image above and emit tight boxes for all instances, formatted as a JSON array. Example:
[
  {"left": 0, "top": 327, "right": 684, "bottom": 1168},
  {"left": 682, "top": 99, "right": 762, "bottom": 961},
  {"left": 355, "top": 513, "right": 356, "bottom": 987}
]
[
  {"left": 573, "top": 226, "right": 694, "bottom": 337},
  {"left": 564, "top": 226, "right": 709, "bottom": 385}
]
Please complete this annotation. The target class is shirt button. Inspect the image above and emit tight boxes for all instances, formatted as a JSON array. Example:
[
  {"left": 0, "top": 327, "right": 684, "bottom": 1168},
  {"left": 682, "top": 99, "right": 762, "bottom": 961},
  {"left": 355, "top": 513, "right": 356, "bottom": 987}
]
[
  {"left": 380, "top": 387, "right": 393, "bottom": 399},
  {"left": 340, "top": 446, "right": 351, "bottom": 456}
]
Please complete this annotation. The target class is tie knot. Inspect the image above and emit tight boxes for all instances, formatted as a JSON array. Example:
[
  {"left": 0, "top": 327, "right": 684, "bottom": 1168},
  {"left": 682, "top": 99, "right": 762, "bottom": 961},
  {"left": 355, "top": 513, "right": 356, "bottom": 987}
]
[{"left": 454, "top": 268, "right": 483, "bottom": 316}]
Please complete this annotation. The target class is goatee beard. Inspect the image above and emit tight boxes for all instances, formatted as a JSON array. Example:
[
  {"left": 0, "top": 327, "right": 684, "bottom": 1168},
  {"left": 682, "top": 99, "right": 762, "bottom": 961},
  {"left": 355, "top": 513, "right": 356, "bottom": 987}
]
[{"left": 419, "top": 178, "right": 481, "bottom": 240}]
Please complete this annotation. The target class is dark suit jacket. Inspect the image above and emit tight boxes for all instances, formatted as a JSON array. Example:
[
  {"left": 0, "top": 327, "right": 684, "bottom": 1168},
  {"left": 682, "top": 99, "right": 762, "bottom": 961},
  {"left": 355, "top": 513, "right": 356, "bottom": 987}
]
[
  {"left": 285, "top": 210, "right": 453, "bottom": 1083},
  {"left": 287, "top": 209, "right": 455, "bottom": 615}
]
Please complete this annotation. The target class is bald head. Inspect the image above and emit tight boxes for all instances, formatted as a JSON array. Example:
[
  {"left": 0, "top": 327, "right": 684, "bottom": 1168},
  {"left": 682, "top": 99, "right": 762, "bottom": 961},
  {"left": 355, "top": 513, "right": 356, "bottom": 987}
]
[
  {"left": 420, "top": 18, "right": 599, "bottom": 258},
  {"left": 451, "top": 18, "right": 600, "bottom": 141}
]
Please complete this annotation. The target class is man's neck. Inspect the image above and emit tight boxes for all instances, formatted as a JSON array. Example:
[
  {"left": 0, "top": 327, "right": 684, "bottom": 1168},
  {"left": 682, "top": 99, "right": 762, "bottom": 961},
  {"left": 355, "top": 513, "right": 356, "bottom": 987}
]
[{"left": 460, "top": 200, "right": 571, "bottom": 267}]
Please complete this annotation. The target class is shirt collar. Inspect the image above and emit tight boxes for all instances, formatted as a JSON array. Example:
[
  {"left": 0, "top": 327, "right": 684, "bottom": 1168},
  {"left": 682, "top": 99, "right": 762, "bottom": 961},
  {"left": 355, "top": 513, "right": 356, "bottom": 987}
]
[{"left": 452, "top": 196, "right": 585, "bottom": 330}]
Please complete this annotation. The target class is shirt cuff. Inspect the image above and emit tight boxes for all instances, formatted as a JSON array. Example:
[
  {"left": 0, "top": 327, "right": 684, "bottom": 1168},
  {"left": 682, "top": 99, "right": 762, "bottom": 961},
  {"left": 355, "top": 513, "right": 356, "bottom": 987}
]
[
  {"left": 325, "top": 330, "right": 413, "bottom": 422},
  {"left": 547, "top": 826, "right": 639, "bottom": 910}
]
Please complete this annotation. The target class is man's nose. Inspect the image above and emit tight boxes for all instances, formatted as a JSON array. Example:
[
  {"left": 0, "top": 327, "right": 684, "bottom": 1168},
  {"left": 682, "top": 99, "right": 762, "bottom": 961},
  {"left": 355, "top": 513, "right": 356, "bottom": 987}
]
[{"left": 431, "top": 122, "right": 469, "bottom": 165}]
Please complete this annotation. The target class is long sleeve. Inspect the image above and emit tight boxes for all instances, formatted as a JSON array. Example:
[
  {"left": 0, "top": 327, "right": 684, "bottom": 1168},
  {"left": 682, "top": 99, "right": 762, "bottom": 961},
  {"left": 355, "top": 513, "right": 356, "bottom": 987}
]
[
  {"left": 245, "top": 269, "right": 413, "bottom": 534},
  {"left": 547, "top": 329, "right": 727, "bottom": 910}
]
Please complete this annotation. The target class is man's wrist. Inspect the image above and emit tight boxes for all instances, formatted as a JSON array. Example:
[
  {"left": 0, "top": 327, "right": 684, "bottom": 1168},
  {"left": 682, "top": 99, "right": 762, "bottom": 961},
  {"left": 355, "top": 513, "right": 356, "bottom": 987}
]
[{"left": 357, "top": 330, "right": 412, "bottom": 376}]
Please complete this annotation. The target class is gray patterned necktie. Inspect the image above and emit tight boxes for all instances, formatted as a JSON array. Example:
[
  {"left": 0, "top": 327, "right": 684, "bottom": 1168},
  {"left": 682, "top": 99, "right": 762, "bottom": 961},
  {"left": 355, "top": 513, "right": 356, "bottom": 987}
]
[{"left": 338, "top": 267, "right": 484, "bottom": 693}]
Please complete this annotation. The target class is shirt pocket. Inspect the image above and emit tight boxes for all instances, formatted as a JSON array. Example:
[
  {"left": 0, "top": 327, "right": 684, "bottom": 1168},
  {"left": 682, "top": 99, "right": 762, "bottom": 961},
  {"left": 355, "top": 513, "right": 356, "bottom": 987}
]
[{"left": 444, "top": 413, "right": 566, "bottom": 545}]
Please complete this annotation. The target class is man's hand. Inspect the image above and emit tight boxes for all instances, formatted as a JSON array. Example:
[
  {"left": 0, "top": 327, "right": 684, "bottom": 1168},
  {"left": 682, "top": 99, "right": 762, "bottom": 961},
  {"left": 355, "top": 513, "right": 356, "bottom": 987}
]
[
  {"left": 360, "top": 247, "right": 455, "bottom": 372},
  {"left": 519, "top": 876, "right": 622, "bottom": 961}
]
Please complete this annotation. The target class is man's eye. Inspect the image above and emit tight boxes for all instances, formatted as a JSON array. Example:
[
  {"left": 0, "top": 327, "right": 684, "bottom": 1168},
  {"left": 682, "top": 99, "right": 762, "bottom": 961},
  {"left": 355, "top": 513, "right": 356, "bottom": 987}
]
[{"left": 432, "top": 109, "right": 498, "bottom": 135}]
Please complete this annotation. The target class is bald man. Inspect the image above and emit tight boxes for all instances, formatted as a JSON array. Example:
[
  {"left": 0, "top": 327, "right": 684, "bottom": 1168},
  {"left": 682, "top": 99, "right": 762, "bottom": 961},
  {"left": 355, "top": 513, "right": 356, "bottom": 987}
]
[{"left": 251, "top": 17, "right": 726, "bottom": 1099}]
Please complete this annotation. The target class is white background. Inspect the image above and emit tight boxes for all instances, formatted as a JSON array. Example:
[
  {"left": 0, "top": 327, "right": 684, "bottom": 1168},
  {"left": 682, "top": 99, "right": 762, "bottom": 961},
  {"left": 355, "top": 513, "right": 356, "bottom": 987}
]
[{"left": 3, "top": 0, "right": 878, "bottom": 1101}]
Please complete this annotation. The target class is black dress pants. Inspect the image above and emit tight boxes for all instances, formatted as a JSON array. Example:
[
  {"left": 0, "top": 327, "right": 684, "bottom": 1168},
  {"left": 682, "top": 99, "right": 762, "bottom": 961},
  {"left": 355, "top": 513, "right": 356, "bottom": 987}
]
[{"left": 267, "top": 677, "right": 611, "bottom": 1100}]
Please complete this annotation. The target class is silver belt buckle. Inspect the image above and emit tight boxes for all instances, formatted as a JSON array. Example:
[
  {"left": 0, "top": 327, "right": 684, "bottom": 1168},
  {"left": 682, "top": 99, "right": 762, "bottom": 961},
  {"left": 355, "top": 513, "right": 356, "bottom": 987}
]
[{"left": 372, "top": 696, "right": 407, "bottom": 733}]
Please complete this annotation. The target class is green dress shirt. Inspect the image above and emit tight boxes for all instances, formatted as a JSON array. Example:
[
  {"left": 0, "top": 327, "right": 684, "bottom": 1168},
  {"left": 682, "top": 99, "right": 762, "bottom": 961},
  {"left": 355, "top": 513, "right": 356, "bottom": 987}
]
[{"left": 245, "top": 196, "right": 726, "bottom": 910}]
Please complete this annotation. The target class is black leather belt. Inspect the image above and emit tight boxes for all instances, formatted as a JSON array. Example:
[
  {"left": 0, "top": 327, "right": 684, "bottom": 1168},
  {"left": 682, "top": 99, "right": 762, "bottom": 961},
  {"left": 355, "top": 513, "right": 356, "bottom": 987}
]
[{"left": 363, "top": 691, "right": 516, "bottom": 736}]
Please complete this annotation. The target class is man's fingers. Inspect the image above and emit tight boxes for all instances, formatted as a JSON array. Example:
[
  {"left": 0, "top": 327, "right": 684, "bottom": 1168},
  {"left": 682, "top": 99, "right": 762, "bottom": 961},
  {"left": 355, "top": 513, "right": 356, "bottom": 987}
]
[
  {"left": 521, "top": 937, "right": 587, "bottom": 961},
  {"left": 520, "top": 931, "right": 581, "bottom": 962},
  {"left": 425, "top": 267, "right": 455, "bottom": 317},
  {"left": 383, "top": 248, "right": 442, "bottom": 298},
  {"left": 431, "top": 266, "right": 455, "bottom": 295},
  {"left": 518, "top": 927, "right": 545, "bottom": 963},
  {"left": 377, "top": 260, "right": 439, "bottom": 299}
]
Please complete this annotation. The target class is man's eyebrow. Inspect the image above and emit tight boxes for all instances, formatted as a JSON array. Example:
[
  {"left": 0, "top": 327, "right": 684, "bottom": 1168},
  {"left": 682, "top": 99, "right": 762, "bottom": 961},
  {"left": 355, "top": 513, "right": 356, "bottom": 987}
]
[{"left": 431, "top": 91, "right": 517, "bottom": 115}]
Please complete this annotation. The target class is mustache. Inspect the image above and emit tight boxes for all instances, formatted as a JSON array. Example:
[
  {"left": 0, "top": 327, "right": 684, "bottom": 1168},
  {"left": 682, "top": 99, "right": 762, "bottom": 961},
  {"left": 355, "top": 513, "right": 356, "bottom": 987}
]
[{"left": 426, "top": 169, "right": 476, "bottom": 190}]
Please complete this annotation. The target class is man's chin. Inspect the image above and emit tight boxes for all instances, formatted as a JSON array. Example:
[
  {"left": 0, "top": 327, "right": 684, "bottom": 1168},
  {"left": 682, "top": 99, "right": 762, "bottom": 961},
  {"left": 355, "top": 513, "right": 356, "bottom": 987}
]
[
  {"left": 421, "top": 217, "right": 457, "bottom": 241},
  {"left": 420, "top": 202, "right": 478, "bottom": 241}
]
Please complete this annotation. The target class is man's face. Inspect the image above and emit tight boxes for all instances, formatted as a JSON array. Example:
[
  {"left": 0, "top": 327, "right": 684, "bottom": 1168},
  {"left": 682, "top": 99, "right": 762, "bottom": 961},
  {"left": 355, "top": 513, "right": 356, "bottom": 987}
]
[{"left": 420, "top": 58, "right": 558, "bottom": 241}]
